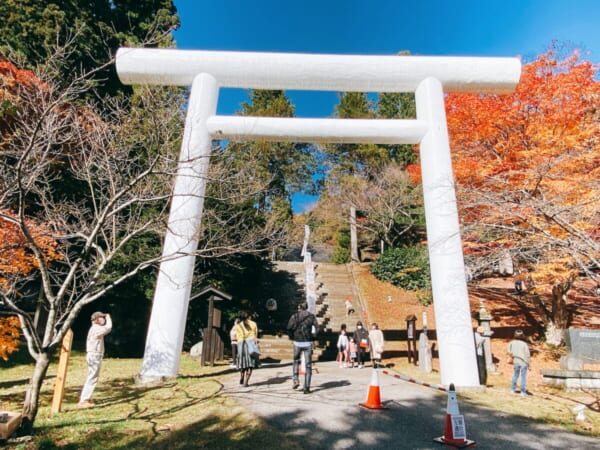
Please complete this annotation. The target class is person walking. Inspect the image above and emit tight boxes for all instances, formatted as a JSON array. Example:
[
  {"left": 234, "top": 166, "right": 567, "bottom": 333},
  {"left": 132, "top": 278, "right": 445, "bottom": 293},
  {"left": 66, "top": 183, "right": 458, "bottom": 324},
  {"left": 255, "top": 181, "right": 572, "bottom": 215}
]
[
  {"left": 79, "top": 311, "right": 112, "bottom": 407},
  {"left": 287, "top": 302, "right": 318, "bottom": 393},
  {"left": 353, "top": 321, "right": 370, "bottom": 369},
  {"left": 230, "top": 318, "right": 240, "bottom": 368},
  {"left": 369, "top": 323, "right": 385, "bottom": 368},
  {"left": 336, "top": 324, "right": 349, "bottom": 367},
  {"left": 235, "top": 312, "right": 259, "bottom": 387},
  {"left": 507, "top": 329, "right": 531, "bottom": 396}
]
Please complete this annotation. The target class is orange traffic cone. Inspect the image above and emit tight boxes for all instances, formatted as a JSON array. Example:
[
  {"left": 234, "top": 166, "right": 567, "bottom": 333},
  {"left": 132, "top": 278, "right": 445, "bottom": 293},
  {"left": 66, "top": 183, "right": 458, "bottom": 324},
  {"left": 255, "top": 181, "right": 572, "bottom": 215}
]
[
  {"left": 359, "top": 368, "right": 385, "bottom": 409},
  {"left": 434, "top": 383, "right": 475, "bottom": 447}
]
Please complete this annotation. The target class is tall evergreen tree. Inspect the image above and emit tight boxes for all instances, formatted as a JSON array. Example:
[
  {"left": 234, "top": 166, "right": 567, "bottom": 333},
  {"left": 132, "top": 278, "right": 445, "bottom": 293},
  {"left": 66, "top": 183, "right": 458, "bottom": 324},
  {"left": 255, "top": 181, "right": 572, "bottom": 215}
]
[
  {"left": 226, "top": 90, "right": 319, "bottom": 220},
  {"left": 326, "top": 92, "right": 382, "bottom": 178},
  {"left": 378, "top": 92, "right": 418, "bottom": 167},
  {"left": 0, "top": 0, "right": 179, "bottom": 97}
]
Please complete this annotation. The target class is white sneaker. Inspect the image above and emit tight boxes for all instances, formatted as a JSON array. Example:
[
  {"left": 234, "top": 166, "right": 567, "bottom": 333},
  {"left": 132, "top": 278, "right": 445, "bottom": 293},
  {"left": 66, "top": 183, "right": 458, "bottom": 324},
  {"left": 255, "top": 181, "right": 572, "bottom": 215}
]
[{"left": 358, "top": 364, "right": 364, "bottom": 369}]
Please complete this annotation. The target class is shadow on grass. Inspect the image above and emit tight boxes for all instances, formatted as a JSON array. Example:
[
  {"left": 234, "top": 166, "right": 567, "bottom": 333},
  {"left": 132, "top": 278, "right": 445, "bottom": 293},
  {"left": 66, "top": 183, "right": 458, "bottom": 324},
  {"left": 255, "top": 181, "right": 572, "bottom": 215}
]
[
  {"left": 32, "top": 374, "right": 302, "bottom": 450},
  {"left": 40, "top": 411, "right": 303, "bottom": 450},
  {"left": 57, "top": 375, "right": 214, "bottom": 413},
  {"left": 0, "top": 377, "right": 33, "bottom": 390}
]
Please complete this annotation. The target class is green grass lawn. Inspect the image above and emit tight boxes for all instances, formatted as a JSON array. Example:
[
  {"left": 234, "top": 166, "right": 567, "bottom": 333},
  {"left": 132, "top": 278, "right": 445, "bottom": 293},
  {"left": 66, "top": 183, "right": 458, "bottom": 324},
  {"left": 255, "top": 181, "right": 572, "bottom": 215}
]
[{"left": 1, "top": 352, "right": 302, "bottom": 450}]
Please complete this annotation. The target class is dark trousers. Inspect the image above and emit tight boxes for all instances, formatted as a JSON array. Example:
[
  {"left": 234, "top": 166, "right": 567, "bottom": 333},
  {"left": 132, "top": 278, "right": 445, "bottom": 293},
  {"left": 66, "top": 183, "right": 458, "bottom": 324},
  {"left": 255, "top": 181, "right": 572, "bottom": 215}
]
[
  {"left": 357, "top": 346, "right": 368, "bottom": 365},
  {"left": 293, "top": 344, "right": 313, "bottom": 389}
]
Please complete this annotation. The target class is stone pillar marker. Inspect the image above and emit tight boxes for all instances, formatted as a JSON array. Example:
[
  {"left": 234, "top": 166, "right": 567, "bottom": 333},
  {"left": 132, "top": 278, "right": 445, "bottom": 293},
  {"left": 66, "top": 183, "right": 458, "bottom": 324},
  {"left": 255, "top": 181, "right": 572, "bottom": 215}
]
[
  {"left": 477, "top": 299, "right": 496, "bottom": 373},
  {"left": 419, "top": 326, "right": 433, "bottom": 373},
  {"left": 116, "top": 48, "right": 521, "bottom": 386}
]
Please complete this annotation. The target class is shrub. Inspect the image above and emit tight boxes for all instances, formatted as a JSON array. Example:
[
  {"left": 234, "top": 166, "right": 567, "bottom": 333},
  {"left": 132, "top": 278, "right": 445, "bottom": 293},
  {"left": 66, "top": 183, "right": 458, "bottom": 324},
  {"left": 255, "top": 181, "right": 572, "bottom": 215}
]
[
  {"left": 370, "top": 245, "right": 431, "bottom": 292},
  {"left": 331, "top": 226, "right": 351, "bottom": 264}
]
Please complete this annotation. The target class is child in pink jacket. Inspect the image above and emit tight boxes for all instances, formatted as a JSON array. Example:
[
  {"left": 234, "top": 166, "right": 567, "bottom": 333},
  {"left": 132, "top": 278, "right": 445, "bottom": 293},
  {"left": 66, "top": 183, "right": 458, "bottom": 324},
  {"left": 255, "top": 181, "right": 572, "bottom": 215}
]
[{"left": 348, "top": 337, "right": 358, "bottom": 368}]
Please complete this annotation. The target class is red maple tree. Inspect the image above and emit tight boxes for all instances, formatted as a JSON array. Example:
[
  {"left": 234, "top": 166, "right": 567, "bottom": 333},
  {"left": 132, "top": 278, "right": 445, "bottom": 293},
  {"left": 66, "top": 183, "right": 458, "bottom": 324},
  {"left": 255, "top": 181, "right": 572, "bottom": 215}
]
[
  {"left": 0, "top": 210, "right": 61, "bottom": 359},
  {"left": 442, "top": 45, "right": 600, "bottom": 343}
]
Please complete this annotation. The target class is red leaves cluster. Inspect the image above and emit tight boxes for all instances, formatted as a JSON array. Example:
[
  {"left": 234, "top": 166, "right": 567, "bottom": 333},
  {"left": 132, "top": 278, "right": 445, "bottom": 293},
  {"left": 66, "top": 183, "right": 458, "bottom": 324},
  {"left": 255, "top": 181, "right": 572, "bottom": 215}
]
[
  {"left": 0, "top": 60, "right": 43, "bottom": 108},
  {"left": 0, "top": 210, "right": 61, "bottom": 288}
]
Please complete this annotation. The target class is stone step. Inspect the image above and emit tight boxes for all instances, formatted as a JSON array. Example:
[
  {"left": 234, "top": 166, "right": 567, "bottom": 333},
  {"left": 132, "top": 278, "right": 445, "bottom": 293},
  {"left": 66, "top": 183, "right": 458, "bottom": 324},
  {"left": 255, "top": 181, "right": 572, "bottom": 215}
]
[{"left": 259, "top": 335, "right": 335, "bottom": 360}]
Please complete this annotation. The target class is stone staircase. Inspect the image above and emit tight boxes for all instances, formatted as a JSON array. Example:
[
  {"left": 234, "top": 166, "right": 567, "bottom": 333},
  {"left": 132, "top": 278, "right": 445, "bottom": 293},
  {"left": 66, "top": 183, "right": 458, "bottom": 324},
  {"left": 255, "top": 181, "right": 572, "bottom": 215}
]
[
  {"left": 258, "top": 262, "right": 359, "bottom": 362},
  {"left": 317, "top": 263, "right": 357, "bottom": 333}
]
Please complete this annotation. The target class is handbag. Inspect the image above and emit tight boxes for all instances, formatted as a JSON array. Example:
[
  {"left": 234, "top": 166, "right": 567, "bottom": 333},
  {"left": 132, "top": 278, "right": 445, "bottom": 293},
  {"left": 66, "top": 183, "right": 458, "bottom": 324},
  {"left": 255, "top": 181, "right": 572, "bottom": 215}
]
[
  {"left": 359, "top": 338, "right": 368, "bottom": 349},
  {"left": 246, "top": 339, "right": 260, "bottom": 358}
]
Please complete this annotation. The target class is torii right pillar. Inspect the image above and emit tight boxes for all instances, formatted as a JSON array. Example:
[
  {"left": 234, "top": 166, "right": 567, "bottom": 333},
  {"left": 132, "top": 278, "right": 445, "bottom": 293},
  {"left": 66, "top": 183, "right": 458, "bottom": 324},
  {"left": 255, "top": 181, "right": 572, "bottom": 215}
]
[{"left": 416, "top": 77, "right": 480, "bottom": 387}]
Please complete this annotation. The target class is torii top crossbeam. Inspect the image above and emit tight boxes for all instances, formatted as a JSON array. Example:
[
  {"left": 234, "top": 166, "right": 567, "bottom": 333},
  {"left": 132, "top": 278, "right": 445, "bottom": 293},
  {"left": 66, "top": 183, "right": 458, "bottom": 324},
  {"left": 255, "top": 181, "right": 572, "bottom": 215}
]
[{"left": 116, "top": 47, "right": 520, "bottom": 93}]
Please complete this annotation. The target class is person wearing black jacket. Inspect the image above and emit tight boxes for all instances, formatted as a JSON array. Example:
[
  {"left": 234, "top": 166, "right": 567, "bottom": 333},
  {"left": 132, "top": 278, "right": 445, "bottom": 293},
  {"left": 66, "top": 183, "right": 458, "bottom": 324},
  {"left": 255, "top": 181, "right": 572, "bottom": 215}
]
[
  {"left": 353, "top": 321, "right": 370, "bottom": 368},
  {"left": 287, "top": 302, "right": 319, "bottom": 394}
]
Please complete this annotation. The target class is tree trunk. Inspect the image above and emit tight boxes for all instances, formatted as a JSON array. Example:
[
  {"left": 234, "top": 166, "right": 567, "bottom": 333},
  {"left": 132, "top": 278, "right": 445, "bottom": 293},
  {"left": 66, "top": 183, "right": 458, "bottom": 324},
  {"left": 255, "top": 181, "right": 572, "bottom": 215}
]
[
  {"left": 545, "top": 321, "right": 565, "bottom": 347},
  {"left": 350, "top": 205, "right": 359, "bottom": 262},
  {"left": 547, "top": 281, "right": 572, "bottom": 346},
  {"left": 530, "top": 281, "right": 572, "bottom": 346},
  {"left": 20, "top": 352, "right": 51, "bottom": 434}
]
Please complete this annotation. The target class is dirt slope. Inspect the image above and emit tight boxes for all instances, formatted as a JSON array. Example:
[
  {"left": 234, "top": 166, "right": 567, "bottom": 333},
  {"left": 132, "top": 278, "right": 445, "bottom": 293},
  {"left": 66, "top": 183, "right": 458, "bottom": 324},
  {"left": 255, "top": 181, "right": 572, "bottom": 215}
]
[{"left": 354, "top": 263, "right": 600, "bottom": 386}]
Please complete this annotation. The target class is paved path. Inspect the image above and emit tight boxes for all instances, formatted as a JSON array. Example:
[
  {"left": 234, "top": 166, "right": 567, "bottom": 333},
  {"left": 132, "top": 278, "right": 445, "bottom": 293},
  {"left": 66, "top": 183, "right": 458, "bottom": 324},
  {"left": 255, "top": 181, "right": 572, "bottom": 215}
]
[{"left": 222, "top": 361, "right": 598, "bottom": 450}]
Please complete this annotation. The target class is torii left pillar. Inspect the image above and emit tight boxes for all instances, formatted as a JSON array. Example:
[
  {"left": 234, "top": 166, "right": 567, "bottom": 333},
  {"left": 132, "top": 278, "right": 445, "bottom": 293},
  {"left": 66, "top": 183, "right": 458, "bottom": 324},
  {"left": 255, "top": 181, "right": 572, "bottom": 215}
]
[{"left": 138, "top": 73, "right": 218, "bottom": 381}]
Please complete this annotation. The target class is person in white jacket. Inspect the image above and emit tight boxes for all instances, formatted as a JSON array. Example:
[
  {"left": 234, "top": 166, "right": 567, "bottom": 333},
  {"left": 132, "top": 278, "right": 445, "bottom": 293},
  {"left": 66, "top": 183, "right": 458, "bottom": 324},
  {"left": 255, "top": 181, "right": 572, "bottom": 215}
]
[
  {"left": 369, "top": 323, "right": 385, "bottom": 368},
  {"left": 79, "top": 311, "right": 112, "bottom": 406}
]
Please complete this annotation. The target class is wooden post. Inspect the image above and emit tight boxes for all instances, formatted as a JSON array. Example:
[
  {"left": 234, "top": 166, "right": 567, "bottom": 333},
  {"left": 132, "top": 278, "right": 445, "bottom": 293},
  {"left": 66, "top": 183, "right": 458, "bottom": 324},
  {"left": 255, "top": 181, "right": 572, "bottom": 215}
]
[
  {"left": 51, "top": 329, "right": 73, "bottom": 414},
  {"left": 406, "top": 315, "right": 417, "bottom": 365},
  {"left": 201, "top": 296, "right": 215, "bottom": 366}
]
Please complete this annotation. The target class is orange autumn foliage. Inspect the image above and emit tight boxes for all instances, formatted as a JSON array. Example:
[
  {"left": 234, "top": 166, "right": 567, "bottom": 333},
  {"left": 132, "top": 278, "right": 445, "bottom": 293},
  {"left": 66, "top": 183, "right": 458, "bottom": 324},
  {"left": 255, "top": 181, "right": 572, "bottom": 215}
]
[
  {"left": 0, "top": 214, "right": 60, "bottom": 364},
  {"left": 446, "top": 51, "right": 600, "bottom": 191},
  {"left": 444, "top": 47, "right": 600, "bottom": 275},
  {"left": 0, "top": 210, "right": 62, "bottom": 289},
  {"left": 0, "top": 316, "right": 21, "bottom": 360},
  {"left": 1, "top": 59, "right": 48, "bottom": 141},
  {"left": 447, "top": 48, "right": 600, "bottom": 205},
  {"left": 0, "top": 60, "right": 39, "bottom": 92}
]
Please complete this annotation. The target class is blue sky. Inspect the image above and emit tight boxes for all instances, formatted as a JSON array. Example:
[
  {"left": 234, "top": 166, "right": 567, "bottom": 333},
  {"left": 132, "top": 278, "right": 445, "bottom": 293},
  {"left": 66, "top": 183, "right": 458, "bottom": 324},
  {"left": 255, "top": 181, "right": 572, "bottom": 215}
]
[{"left": 172, "top": 0, "right": 600, "bottom": 211}]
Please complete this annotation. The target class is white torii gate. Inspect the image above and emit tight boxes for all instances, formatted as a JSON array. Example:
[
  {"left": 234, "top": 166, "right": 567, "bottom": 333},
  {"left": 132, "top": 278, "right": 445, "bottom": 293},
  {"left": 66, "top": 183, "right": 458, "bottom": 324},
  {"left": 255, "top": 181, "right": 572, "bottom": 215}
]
[{"left": 116, "top": 48, "right": 520, "bottom": 387}]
